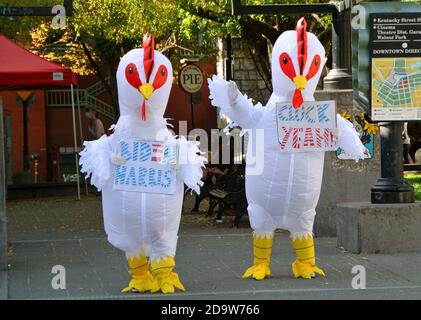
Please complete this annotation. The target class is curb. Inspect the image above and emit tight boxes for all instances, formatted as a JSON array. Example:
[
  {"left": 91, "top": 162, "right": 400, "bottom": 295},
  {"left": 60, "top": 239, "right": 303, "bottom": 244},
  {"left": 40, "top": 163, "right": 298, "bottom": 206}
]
[{"left": 0, "top": 270, "right": 8, "bottom": 300}]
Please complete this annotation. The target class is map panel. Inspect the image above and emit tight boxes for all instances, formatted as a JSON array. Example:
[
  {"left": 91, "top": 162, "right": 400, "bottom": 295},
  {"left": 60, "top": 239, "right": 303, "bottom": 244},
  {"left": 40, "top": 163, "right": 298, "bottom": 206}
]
[{"left": 372, "top": 57, "right": 421, "bottom": 120}]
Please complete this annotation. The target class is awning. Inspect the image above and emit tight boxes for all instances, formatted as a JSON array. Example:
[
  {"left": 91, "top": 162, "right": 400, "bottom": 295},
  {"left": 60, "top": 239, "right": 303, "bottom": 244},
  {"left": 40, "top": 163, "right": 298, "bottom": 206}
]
[{"left": 0, "top": 34, "right": 77, "bottom": 88}]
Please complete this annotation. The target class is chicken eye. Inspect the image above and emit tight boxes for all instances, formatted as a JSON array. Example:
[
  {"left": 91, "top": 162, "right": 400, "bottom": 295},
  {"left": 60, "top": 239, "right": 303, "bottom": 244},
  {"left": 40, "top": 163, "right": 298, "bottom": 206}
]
[
  {"left": 305, "top": 54, "right": 322, "bottom": 81},
  {"left": 125, "top": 63, "right": 142, "bottom": 89},
  {"left": 152, "top": 65, "right": 169, "bottom": 90},
  {"left": 279, "top": 52, "right": 296, "bottom": 80}
]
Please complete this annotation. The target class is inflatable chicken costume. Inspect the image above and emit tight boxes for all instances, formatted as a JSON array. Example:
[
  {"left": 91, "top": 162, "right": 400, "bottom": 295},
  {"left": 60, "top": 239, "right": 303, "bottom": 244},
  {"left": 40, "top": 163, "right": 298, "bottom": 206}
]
[
  {"left": 208, "top": 18, "right": 366, "bottom": 280},
  {"left": 80, "top": 34, "right": 204, "bottom": 293}
]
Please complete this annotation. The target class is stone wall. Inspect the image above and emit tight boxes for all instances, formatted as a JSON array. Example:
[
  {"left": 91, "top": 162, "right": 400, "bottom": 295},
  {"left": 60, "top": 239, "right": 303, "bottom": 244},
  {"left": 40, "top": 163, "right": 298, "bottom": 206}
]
[
  {"left": 314, "top": 90, "right": 380, "bottom": 237},
  {"left": 217, "top": 38, "right": 272, "bottom": 105}
]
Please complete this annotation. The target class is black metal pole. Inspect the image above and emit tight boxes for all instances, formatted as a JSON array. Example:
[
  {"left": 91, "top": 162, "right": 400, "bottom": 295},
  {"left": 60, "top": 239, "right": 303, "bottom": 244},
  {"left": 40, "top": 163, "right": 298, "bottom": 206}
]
[
  {"left": 226, "top": 35, "right": 233, "bottom": 81},
  {"left": 64, "top": 0, "right": 73, "bottom": 16},
  {"left": 22, "top": 100, "right": 30, "bottom": 171},
  {"left": 0, "top": 0, "right": 73, "bottom": 16},
  {"left": 371, "top": 122, "right": 414, "bottom": 203},
  {"left": 323, "top": 5, "right": 352, "bottom": 90},
  {"left": 191, "top": 94, "right": 195, "bottom": 130},
  {"left": 231, "top": 1, "right": 337, "bottom": 15}
]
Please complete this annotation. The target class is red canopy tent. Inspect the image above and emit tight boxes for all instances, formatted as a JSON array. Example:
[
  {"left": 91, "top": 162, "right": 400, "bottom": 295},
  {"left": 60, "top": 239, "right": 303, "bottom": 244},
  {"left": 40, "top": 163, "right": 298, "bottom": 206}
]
[
  {"left": 0, "top": 34, "right": 81, "bottom": 198},
  {"left": 0, "top": 34, "right": 77, "bottom": 88}
]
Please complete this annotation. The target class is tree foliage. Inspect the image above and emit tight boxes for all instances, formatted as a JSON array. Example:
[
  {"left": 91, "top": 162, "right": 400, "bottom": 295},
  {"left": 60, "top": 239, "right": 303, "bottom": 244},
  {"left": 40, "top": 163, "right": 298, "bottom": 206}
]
[{"left": 1, "top": 0, "right": 335, "bottom": 117}]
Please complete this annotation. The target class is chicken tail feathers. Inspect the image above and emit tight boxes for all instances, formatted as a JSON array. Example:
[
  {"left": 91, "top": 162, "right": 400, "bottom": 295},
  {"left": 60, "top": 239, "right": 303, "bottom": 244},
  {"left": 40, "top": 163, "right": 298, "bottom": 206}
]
[
  {"left": 79, "top": 135, "right": 112, "bottom": 191},
  {"left": 178, "top": 137, "right": 206, "bottom": 194}
]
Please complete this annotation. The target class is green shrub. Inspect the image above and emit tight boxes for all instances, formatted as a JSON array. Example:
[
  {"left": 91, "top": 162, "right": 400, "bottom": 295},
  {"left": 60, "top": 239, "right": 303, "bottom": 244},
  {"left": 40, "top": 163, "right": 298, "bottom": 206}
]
[{"left": 405, "top": 174, "right": 421, "bottom": 201}]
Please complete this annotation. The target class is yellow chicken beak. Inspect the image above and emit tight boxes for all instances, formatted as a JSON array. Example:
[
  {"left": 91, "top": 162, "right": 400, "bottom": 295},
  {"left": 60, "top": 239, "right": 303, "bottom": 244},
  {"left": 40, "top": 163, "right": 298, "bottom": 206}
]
[
  {"left": 293, "top": 75, "right": 307, "bottom": 91},
  {"left": 139, "top": 83, "right": 154, "bottom": 100}
]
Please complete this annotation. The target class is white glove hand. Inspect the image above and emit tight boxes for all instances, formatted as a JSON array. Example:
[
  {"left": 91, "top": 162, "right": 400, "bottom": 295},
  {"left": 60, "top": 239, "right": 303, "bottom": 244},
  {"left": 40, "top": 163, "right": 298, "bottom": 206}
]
[
  {"left": 208, "top": 75, "right": 238, "bottom": 109},
  {"left": 336, "top": 114, "right": 367, "bottom": 161},
  {"left": 228, "top": 81, "right": 240, "bottom": 106},
  {"left": 110, "top": 153, "right": 127, "bottom": 166},
  {"left": 363, "top": 147, "right": 371, "bottom": 159},
  {"left": 332, "top": 128, "right": 341, "bottom": 144}
]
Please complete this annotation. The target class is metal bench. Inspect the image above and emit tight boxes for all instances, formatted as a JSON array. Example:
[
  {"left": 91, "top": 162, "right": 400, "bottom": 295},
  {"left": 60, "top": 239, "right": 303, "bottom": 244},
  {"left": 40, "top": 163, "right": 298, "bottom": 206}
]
[
  {"left": 206, "top": 165, "right": 248, "bottom": 228},
  {"left": 404, "top": 164, "right": 421, "bottom": 172}
]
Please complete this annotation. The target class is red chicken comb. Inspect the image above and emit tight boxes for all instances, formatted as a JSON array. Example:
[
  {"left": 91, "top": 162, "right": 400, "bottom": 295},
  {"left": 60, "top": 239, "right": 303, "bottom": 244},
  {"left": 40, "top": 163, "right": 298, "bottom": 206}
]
[
  {"left": 142, "top": 33, "right": 155, "bottom": 83},
  {"left": 141, "top": 33, "right": 155, "bottom": 121},
  {"left": 296, "top": 17, "right": 308, "bottom": 76},
  {"left": 292, "top": 18, "right": 308, "bottom": 109}
]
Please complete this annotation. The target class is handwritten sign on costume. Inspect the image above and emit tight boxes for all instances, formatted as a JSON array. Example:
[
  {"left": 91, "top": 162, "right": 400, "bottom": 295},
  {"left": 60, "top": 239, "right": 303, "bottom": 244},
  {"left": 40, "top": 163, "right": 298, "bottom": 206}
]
[
  {"left": 276, "top": 101, "right": 337, "bottom": 152},
  {"left": 113, "top": 140, "right": 178, "bottom": 194}
]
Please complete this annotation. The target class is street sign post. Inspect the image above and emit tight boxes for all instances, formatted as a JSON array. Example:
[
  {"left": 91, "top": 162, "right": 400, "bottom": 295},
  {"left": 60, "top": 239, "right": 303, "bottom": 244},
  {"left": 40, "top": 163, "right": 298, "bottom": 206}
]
[
  {"left": 369, "top": 12, "right": 419, "bottom": 204},
  {"left": 0, "top": 0, "right": 73, "bottom": 16},
  {"left": 370, "top": 13, "right": 421, "bottom": 121},
  {"left": 178, "top": 64, "right": 204, "bottom": 130}
]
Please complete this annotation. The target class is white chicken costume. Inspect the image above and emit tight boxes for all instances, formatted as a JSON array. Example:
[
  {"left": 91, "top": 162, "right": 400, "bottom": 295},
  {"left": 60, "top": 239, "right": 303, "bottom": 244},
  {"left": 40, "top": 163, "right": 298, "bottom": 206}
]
[
  {"left": 208, "top": 18, "right": 366, "bottom": 280},
  {"left": 80, "top": 34, "right": 204, "bottom": 294}
]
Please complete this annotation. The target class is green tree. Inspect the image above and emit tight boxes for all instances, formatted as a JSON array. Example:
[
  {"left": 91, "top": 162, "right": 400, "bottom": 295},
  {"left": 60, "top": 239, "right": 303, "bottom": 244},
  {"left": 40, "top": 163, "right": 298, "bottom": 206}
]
[
  {"left": 0, "top": 0, "right": 56, "bottom": 46},
  {"left": 1, "top": 0, "right": 334, "bottom": 118},
  {"left": 35, "top": 0, "right": 180, "bottom": 118}
]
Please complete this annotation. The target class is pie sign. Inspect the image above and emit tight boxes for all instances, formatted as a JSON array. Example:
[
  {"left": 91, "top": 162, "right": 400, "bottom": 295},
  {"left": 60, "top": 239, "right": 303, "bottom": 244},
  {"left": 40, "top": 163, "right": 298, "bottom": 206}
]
[{"left": 178, "top": 64, "right": 204, "bottom": 94}]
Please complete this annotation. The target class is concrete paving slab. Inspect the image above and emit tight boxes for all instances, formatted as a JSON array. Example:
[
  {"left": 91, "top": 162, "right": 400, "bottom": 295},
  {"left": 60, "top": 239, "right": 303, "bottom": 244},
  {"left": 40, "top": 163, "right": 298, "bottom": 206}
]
[
  {"left": 0, "top": 270, "right": 7, "bottom": 299},
  {"left": 4, "top": 195, "right": 421, "bottom": 300}
]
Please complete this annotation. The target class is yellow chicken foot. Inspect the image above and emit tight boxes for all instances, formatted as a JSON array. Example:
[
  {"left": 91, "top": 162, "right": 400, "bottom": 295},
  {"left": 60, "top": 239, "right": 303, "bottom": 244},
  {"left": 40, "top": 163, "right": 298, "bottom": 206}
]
[
  {"left": 290, "top": 233, "right": 325, "bottom": 279},
  {"left": 122, "top": 254, "right": 156, "bottom": 293},
  {"left": 242, "top": 231, "right": 274, "bottom": 281},
  {"left": 150, "top": 256, "right": 186, "bottom": 294}
]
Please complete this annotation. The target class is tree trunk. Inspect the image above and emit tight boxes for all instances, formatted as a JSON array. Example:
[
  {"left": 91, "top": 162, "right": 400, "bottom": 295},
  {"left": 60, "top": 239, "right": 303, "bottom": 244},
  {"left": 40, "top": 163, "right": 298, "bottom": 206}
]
[
  {"left": 80, "top": 40, "right": 113, "bottom": 97},
  {"left": 108, "top": 60, "right": 120, "bottom": 121}
]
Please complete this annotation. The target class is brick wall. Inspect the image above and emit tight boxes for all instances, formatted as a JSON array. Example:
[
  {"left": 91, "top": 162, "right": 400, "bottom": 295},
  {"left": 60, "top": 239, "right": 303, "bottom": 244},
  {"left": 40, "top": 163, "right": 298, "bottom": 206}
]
[
  {"left": 0, "top": 90, "right": 47, "bottom": 183},
  {"left": 217, "top": 38, "right": 272, "bottom": 105}
]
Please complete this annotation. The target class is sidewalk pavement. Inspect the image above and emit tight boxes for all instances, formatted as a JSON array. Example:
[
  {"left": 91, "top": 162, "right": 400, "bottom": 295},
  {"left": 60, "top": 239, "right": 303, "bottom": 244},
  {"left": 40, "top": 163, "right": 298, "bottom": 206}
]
[
  {"left": 3, "top": 195, "right": 421, "bottom": 300},
  {"left": 0, "top": 270, "right": 6, "bottom": 299}
]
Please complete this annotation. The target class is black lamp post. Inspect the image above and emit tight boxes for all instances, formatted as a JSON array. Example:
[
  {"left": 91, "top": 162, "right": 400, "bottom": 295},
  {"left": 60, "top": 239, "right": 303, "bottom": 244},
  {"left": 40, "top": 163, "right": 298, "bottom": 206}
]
[
  {"left": 15, "top": 91, "right": 34, "bottom": 180},
  {"left": 371, "top": 124, "right": 414, "bottom": 204},
  {"left": 22, "top": 98, "right": 30, "bottom": 171}
]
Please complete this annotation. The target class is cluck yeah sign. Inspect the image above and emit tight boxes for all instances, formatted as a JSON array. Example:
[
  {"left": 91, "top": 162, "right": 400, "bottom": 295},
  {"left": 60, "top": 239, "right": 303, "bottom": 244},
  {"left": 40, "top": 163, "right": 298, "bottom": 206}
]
[
  {"left": 276, "top": 101, "right": 337, "bottom": 152},
  {"left": 113, "top": 140, "right": 178, "bottom": 194}
]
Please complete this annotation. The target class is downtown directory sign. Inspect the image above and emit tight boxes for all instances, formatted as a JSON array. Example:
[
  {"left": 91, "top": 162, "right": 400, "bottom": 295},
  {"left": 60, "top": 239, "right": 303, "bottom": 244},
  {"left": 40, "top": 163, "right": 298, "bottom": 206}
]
[{"left": 370, "top": 13, "right": 421, "bottom": 121}]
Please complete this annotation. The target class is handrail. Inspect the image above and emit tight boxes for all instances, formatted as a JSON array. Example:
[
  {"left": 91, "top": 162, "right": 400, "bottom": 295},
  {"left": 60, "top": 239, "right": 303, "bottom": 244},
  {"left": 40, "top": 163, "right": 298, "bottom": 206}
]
[
  {"left": 85, "top": 95, "right": 114, "bottom": 119},
  {"left": 231, "top": 1, "right": 338, "bottom": 16},
  {"left": 46, "top": 81, "right": 114, "bottom": 120},
  {"left": 86, "top": 77, "right": 110, "bottom": 97}
]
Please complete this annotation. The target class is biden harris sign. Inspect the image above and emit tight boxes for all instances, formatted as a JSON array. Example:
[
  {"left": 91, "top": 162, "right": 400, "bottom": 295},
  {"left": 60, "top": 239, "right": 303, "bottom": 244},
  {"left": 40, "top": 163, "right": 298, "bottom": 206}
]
[
  {"left": 276, "top": 100, "right": 338, "bottom": 152},
  {"left": 113, "top": 140, "right": 178, "bottom": 194}
]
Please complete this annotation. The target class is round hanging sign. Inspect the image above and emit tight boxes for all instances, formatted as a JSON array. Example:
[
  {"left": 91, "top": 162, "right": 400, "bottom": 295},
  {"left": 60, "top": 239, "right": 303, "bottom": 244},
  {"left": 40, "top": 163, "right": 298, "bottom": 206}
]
[{"left": 178, "top": 64, "right": 204, "bottom": 94}]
